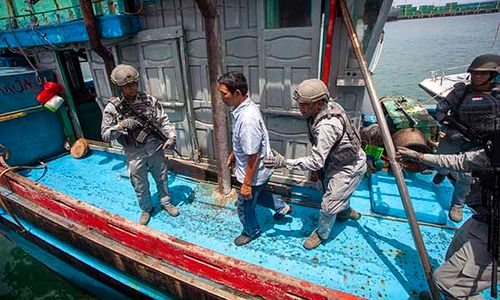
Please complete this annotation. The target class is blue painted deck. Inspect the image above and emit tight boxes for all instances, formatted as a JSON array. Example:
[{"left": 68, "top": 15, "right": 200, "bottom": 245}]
[
  {"left": 19, "top": 150, "right": 475, "bottom": 299},
  {"left": 370, "top": 170, "right": 472, "bottom": 226}
]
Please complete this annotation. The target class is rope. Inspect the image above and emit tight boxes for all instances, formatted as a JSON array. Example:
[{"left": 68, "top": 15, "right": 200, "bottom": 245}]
[
  {"left": 6, "top": 13, "right": 42, "bottom": 84},
  {"left": 22, "top": 0, "right": 65, "bottom": 50},
  {"left": 0, "top": 163, "right": 48, "bottom": 233},
  {"left": 0, "top": 145, "right": 47, "bottom": 233},
  {"left": 0, "top": 167, "right": 29, "bottom": 232},
  {"left": 419, "top": 85, "right": 455, "bottom": 105}
]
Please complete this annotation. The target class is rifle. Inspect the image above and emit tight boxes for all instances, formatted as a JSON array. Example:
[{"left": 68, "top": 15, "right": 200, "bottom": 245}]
[
  {"left": 475, "top": 119, "right": 500, "bottom": 298},
  {"left": 120, "top": 96, "right": 182, "bottom": 157},
  {"left": 441, "top": 115, "right": 484, "bottom": 144}
]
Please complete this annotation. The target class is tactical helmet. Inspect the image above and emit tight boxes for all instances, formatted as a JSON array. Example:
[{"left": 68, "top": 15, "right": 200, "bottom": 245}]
[
  {"left": 467, "top": 54, "right": 500, "bottom": 73},
  {"left": 110, "top": 64, "right": 140, "bottom": 86},
  {"left": 293, "top": 79, "right": 330, "bottom": 103}
]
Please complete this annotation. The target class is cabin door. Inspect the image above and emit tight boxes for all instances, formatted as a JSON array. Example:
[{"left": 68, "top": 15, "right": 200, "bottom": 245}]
[
  {"left": 88, "top": 27, "right": 195, "bottom": 159},
  {"left": 257, "top": 0, "right": 321, "bottom": 180},
  {"left": 55, "top": 49, "right": 102, "bottom": 141}
]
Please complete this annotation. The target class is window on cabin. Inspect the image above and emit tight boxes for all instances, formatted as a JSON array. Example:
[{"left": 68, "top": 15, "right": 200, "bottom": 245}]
[{"left": 266, "top": 0, "right": 311, "bottom": 28}]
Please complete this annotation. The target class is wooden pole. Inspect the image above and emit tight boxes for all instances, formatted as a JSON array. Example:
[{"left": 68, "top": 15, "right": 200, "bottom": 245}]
[
  {"left": 194, "top": 0, "right": 232, "bottom": 195},
  {"left": 79, "top": 0, "right": 118, "bottom": 97}
]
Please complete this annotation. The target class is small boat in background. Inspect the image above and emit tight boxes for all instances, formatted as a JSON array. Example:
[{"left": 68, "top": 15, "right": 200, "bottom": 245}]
[{"left": 419, "top": 69, "right": 470, "bottom": 100}]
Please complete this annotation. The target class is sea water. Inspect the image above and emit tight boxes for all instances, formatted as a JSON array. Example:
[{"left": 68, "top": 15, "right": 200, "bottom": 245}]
[{"left": 373, "top": 12, "right": 500, "bottom": 102}]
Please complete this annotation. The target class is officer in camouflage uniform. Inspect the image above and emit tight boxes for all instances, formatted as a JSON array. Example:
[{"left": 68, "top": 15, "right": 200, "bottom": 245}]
[
  {"left": 264, "top": 79, "right": 366, "bottom": 250},
  {"left": 397, "top": 145, "right": 498, "bottom": 300},
  {"left": 101, "top": 64, "right": 179, "bottom": 225},
  {"left": 434, "top": 54, "right": 500, "bottom": 222}
]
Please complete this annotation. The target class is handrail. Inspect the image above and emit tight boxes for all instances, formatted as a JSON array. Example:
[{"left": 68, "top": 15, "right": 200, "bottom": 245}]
[
  {"left": 429, "top": 65, "right": 469, "bottom": 81},
  {"left": 0, "top": 105, "right": 44, "bottom": 122},
  {"left": 339, "top": 0, "right": 441, "bottom": 299}
]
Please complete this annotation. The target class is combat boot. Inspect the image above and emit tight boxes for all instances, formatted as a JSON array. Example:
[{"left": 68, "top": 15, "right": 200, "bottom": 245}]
[
  {"left": 303, "top": 230, "right": 324, "bottom": 250},
  {"left": 273, "top": 203, "right": 294, "bottom": 220},
  {"left": 449, "top": 205, "right": 463, "bottom": 222},
  {"left": 139, "top": 210, "right": 151, "bottom": 225},
  {"left": 163, "top": 204, "right": 180, "bottom": 217},
  {"left": 337, "top": 207, "right": 361, "bottom": 222}
]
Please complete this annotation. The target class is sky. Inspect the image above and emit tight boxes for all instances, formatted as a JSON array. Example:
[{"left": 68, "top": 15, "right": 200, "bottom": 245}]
[{"left": 393, "top": 0, "right": 491, "bottom": 5}]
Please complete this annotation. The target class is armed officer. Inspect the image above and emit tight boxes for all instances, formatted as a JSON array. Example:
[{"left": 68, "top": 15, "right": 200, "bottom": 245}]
[
  {"left": 397, "top": 140, "right": 499, "bottom": 299},
  {"left": 264, "top": 79, "right": 366, "bottom": 250},
  {"left": 433, "top": 54, "right": 500, "bottom": 222},
  {"left": 101, "top": 64, "right": 179, "bottom": 225}
]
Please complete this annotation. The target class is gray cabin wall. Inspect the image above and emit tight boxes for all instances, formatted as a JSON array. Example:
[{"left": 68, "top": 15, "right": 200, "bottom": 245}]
[
  {"left": 136, "top": 0, "right": 326, "bottom": 182},
  {"left": 330, "top": 0, "right": 392, "bottom": 121},
  {"left": 137, "top": 0, "right": 325, "bottom": 181},
  {"left": 329, "top": 3, "right": 365, "bottom": 128},
  {"left": 35, "top": 0, "right": 389, "bottom": 182}
]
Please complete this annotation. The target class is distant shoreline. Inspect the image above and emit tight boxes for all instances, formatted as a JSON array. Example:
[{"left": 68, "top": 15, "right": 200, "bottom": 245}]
[{"left": 388, "top": 8, "right": 499, "bottom": 21}]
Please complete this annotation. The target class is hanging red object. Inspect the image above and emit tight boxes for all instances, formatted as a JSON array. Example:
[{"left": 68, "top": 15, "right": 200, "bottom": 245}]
[
  {"left": 321, "top": 0, "right": 337, "bottom": 84},
  {"left": 36, "top": 81, "right": 64, "bottom": 104}
]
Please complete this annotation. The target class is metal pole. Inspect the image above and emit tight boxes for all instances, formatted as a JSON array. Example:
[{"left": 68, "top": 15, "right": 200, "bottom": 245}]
[
  {"left": 338, "top": 1, "right": 440, "bottom": 299},
  {"left": 194, "top": 0, "right": 232, "bottom": 195}
]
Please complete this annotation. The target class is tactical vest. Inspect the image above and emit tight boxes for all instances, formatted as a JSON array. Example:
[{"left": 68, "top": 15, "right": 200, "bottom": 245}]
[
  {"left": 110, "top": 92, "right": 156, "bottom": 146},
  {"left": 452, "top": 85, "right": 500, "bottom": 138},
  {"left": 307, "top": 101, "right": 362, "bottom": 168}
]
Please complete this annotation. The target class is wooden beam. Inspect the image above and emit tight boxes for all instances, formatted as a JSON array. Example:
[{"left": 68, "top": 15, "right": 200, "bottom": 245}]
[{"left": 194, "top": 0, "right": 232, "bottom": 195}]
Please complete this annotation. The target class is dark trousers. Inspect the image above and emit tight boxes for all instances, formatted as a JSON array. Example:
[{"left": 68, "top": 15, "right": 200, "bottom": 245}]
[{"left": 236, "top": 182, "right": 286, "bottom": 238}]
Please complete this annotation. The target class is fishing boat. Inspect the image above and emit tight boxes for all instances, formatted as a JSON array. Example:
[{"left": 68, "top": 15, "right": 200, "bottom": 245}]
[{"left": 0, "top": 0, "right": 492, "bottom": 299}]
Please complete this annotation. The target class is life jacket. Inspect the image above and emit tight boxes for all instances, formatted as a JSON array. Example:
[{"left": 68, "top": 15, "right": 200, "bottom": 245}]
[
  {"left": 452, "top": 84, "right": 500, "bottom": 138},
  {"left": 110, "top": 92, "right": 156, "bottom": 146},
  {"left": 306, "top": 100, "right": 362, "bottom": 168}
]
